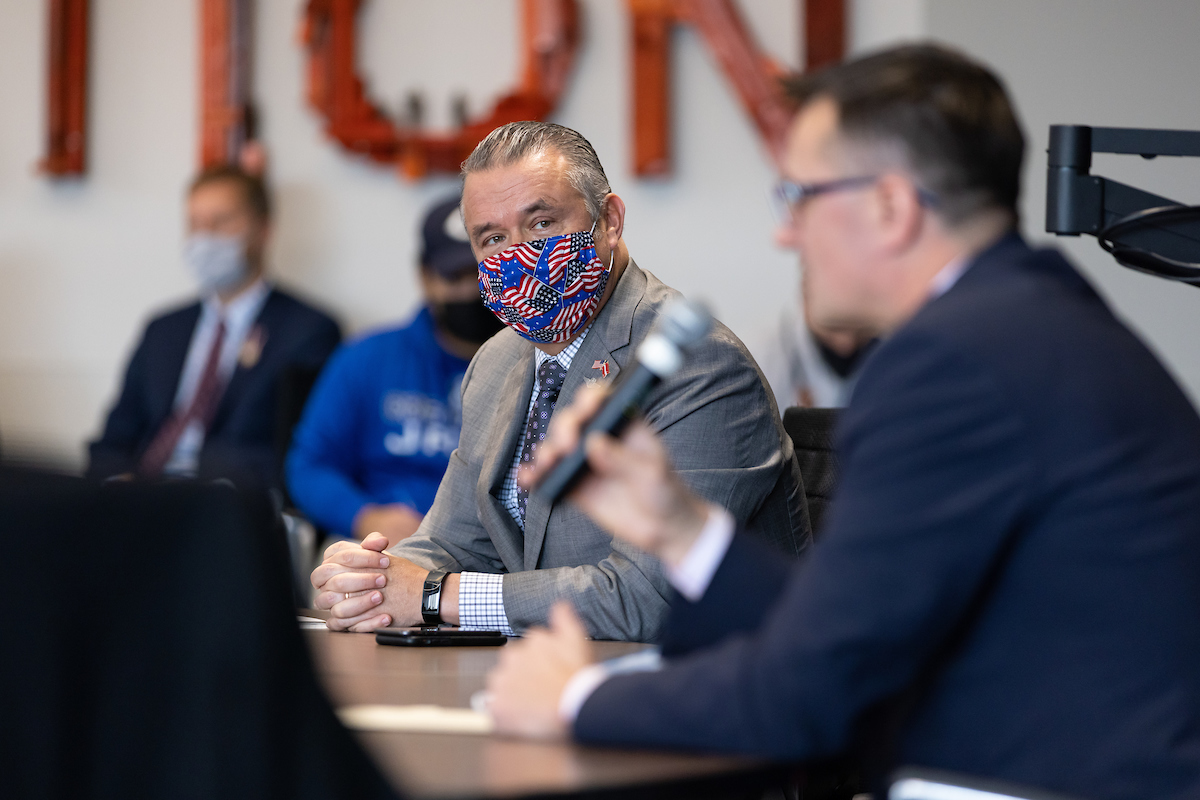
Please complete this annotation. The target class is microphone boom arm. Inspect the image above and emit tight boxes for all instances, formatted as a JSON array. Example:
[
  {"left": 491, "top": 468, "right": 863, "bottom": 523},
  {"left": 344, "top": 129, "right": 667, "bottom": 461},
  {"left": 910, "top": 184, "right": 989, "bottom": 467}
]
[{"left": 1046, "top": 124, "right": 1200, "bottom": 284}]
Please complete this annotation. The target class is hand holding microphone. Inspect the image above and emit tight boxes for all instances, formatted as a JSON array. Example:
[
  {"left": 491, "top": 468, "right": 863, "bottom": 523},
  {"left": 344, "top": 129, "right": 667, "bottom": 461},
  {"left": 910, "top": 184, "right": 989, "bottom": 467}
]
[
  {"left": 531, "top": 298, "right": 712, "bottom": 504},
  {"left": 517, "top": 298, "right": 716, "bottom": 562}
]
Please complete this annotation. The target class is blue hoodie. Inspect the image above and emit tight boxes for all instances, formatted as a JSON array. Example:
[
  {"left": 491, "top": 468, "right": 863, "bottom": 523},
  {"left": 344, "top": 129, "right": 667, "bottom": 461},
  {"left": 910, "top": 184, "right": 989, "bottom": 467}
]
[{"left": 286, "top": 307, "right": 471, "bottom": 536}]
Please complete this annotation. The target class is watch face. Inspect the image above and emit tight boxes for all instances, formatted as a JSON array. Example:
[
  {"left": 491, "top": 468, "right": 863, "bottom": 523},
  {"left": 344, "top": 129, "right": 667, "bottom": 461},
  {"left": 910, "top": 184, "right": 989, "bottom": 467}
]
[{"left": 421, "top": 572, "right": 447, "bottom": 622}]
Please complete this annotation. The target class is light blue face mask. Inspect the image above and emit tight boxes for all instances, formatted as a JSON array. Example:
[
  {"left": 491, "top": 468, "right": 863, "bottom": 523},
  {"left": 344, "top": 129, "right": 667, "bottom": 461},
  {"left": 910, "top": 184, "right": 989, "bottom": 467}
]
[{"left": 183, "top": 233, "right": 250, "bottom": 293}]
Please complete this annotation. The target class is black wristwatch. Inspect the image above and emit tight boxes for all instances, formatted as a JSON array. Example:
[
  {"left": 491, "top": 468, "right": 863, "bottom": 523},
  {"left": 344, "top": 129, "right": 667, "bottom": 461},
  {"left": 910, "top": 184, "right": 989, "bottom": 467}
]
[{"left": 421, "top": 570, "right": 449, "bottom": 626}]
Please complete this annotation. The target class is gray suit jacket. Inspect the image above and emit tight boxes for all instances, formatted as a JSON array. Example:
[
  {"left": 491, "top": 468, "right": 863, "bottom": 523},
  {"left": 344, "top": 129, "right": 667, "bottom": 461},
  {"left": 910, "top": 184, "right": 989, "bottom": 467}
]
[{"left": 389, "top": 260, "right": 809, "bottom": 641}]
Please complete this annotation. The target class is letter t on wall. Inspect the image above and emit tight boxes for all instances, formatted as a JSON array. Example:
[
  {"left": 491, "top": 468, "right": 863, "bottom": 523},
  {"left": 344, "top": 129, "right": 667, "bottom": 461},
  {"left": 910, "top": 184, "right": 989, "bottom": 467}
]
[
  {"left": 39, "top": 0, "right": 89, "bottom": 177},
  {"left": 199, "top": 0, "right": 255, "bottom": 168}
]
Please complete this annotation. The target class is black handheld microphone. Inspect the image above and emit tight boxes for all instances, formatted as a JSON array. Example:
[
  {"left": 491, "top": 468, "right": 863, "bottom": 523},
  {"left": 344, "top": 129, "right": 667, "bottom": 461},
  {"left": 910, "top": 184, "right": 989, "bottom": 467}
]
[{"left": 533, "top": 298, "right": 713, "bottom": 504}]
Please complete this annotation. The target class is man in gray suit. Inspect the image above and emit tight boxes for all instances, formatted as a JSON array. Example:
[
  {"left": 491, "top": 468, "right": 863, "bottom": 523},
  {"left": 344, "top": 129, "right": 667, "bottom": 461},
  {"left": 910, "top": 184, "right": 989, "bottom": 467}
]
[{"left": 310, "top": 122, "right": 808, "bottom": 641}]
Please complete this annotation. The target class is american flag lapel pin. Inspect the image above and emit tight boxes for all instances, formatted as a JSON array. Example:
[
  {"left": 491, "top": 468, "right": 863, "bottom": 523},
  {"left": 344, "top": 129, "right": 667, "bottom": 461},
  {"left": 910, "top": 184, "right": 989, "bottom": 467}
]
[{"left": 591, "top": 359, "right": 610, "bottom": 378}]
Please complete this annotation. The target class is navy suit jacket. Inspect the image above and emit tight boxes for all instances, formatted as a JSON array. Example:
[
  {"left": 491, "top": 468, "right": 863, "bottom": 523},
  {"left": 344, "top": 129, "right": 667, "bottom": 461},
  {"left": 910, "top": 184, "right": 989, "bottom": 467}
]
[
  {"left": 88, "top": 287, "right": 341, "bottom": 489},
  {"left": 575, "top": 235, "right": 1200, "bottom": 800}
]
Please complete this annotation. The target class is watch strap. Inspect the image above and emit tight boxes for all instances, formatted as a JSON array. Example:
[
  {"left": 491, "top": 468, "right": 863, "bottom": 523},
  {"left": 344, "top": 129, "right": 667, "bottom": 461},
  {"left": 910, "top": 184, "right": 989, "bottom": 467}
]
[{"left": 421, "top": 570, "right": 449, "bottom": 626}]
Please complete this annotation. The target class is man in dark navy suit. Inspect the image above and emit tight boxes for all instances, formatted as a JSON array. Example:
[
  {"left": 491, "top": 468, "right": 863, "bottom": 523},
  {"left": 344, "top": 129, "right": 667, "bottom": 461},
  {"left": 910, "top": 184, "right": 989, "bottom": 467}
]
[
  {"left": 484, "top": 45, "right": 1200, "bottom": 799},
  {"left": 87, "top": 166, "right": 341, "bottom": 489}
]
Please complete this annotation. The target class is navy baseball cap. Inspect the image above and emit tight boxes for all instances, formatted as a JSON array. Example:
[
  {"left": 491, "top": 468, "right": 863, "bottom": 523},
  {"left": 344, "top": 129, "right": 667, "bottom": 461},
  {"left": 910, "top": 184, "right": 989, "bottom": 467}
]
[{"left": 420, "top": 195, "right": 478, "bottom": 279}]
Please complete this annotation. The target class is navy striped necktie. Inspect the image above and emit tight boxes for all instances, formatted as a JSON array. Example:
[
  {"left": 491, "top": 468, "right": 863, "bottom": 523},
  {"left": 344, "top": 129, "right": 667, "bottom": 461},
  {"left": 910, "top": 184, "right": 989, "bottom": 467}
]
[{"left": 516, "top": 359, "right": 568, "bottom": 523}]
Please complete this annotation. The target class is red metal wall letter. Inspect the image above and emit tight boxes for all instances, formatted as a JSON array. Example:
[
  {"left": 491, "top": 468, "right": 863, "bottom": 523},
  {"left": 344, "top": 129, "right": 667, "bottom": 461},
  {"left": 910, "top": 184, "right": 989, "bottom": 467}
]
[
  {"left": 628, "top": 0, "right": 845, "bottom": 176},
  {"left": 40, "top": 0, "right": 90, "bottom": 177},
  {"left": 301, "top": 0, "right": 579, "bottom": 180},
  {"left": 199, "top": 0, "right": 254, "bottom": 168},
  {"left": 805, "top": 0, "right": 844, "bottom": 71}
]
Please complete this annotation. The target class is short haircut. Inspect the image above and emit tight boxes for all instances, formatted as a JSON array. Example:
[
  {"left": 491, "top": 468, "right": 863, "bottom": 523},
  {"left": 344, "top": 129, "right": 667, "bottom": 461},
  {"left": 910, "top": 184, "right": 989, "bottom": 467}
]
[
  {"left": 188, "top": 165, "right": 272, "bottom": 221},
  {"left": 784, "top": 44, "right": 1025, "bottom": 226},
  {"left": 461, "top": 121, "right": 612, "bottom": 222}
]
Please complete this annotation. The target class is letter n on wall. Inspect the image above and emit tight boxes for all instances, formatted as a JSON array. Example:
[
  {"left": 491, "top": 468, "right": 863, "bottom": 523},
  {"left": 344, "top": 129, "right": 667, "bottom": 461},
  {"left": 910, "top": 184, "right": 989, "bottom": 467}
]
[{"left": 628, "top": 0, "right": 845, "bottom": 176}]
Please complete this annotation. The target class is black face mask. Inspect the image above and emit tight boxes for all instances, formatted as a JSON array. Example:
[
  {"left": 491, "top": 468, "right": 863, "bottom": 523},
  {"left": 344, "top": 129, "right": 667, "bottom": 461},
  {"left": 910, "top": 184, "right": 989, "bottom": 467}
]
[
  {"left": 433, "top": 299, "right": 505, "bottom": 345},
  {"left": 815, "top": 336, "right": 878, "bottom": 378}
]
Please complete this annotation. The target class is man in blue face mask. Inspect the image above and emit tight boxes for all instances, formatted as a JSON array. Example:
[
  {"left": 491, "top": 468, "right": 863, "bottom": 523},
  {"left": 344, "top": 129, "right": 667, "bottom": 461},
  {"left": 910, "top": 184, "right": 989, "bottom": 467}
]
[
  {"left": 309, "top": 122, "right": 811, "bottom": 642},
  {"left": 87, "top": 166, "right": 342, "bottom": 489}
]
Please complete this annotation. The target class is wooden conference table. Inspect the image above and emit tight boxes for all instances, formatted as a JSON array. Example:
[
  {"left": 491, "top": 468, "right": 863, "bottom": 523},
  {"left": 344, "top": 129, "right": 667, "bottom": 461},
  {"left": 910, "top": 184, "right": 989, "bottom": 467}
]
[{"left": 303, "top": 622, "right": 785, "bottom": 799}]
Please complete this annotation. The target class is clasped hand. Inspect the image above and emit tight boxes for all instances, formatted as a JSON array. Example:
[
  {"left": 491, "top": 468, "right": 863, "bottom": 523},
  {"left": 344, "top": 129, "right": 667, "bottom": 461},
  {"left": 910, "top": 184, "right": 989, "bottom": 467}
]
[{"left": 310, "top": 532, "right": 427, "bottom": 632}]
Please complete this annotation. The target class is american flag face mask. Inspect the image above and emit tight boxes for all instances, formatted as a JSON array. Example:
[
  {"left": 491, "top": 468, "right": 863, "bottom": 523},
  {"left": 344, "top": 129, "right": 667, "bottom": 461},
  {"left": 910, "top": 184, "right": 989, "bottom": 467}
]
[{"left": 477, "top": 227, "right": 612, "bottom": 345}]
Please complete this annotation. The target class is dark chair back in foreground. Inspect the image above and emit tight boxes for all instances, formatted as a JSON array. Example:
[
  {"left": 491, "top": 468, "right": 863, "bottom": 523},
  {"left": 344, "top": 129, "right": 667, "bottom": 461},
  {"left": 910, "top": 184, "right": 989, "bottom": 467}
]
[
  {"left": 782, "top": 407, "right": 840, "bottom": 536},
  {"left": 0, "top": 466, "right": 397, "bottom": 800},
  {"left": 275, "top": 364, "right": 325, "bottom": 486}
]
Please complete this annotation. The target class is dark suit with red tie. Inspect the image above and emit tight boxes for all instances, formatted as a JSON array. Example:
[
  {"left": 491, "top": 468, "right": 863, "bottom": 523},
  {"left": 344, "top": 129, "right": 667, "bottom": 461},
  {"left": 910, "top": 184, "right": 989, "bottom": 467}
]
[{"left": 88, "top": 287, "right": 340, "bottom": 489}]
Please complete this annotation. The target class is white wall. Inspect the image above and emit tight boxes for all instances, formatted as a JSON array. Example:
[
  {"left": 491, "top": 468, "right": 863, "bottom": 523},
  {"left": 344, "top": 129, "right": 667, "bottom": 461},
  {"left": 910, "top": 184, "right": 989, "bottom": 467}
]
[
  {"left": 0, "top": 0, "right": 925, "bottom": 468},
  {"left": 7, "top": 0, "right": 1194, "bottom": 469},
  {"left": 926, "top": 0, "right": 1200, "bottom": 406},
  {"left": 851, "top": 0, "right": 924, "bottom": 50},
  {"left": 0, "top": 0, "right": 198, "bottom": 466}
]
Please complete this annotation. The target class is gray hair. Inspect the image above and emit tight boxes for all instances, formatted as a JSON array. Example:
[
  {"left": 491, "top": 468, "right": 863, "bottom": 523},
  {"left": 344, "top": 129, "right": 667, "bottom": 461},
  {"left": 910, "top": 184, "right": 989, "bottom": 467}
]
[{"left": 462, "top": 121, "right": 612, "bottom": 222}]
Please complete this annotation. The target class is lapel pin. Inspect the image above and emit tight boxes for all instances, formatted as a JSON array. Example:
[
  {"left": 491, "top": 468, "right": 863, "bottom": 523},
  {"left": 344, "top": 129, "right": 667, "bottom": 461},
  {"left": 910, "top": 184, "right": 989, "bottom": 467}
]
[
  {"left": 239, "top": 325, "right": 267, "bottom": 370},
  {"left": 590, "top": 359, "right": 611, "bottom": 378}
]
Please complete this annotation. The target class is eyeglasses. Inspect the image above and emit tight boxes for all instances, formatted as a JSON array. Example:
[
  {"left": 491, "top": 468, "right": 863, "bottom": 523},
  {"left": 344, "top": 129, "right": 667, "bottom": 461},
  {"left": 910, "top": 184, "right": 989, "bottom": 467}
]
[
  {"left": 772, "top": 175, "right": 939, "bottom": 221},
  {"left": 775, "top": 175, "right": 878, "bottom": 212}
]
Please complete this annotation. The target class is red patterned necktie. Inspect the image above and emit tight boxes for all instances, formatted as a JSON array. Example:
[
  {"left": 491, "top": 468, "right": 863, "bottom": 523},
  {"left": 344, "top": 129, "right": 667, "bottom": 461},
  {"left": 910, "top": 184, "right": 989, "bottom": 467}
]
[{"left": 139, "top": 320, "right": 228, "bottom": 477}]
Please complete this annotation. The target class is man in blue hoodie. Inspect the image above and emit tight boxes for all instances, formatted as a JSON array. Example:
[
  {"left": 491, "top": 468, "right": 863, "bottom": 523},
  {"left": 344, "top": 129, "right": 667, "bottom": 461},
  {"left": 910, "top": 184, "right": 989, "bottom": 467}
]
[{"left": 286, "top": 197, "right": 502, "bottom": 541}]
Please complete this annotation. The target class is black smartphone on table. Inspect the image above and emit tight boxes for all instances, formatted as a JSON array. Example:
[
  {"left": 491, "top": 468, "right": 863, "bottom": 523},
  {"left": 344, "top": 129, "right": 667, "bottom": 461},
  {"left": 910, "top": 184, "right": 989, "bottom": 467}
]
[{"left": 375, "top": 627, "right": 507, "bottom": 647}]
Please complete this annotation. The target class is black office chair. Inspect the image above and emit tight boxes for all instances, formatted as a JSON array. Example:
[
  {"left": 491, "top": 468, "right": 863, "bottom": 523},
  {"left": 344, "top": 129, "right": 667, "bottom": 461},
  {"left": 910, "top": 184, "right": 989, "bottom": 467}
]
[
  {"left": 779, "top": 409, "right": 860, "bottom": 800},
  {"left": 889, "top": 768, "right": 1084, "bottom": 800},
  {"left": 781, "top": 407, "right": 840, "bottom": 537},
  {"left": 275, "top": 363, "right": 329, "bottom": 599},
  {"left": 274, "top": 364, "right": 325, "bottom": 481},
  {"left": 0, "top": 466, "right": 398, "bottom": 800}
]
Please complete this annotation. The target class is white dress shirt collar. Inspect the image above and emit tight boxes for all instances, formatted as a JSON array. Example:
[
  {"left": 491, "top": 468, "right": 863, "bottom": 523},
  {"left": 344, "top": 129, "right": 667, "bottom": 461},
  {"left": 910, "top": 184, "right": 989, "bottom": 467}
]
[
  {"left": 533, "top": 324, "right": 591, "bottom": 372},
  {"left": 201, "top": 279, "right": 271, "bottom": 330},
  {"left": 928, "top": 254, "right": 971, "bottom": 300}
]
